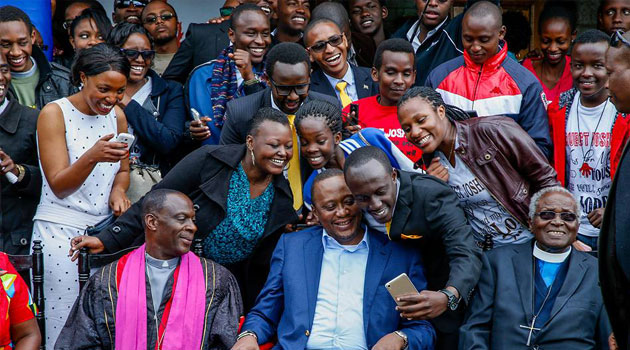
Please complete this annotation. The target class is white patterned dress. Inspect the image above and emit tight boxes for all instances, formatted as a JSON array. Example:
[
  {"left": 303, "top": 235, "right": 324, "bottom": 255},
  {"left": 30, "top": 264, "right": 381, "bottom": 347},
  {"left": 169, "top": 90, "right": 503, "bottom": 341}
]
[{"left": 31, "top": 98, "right": 120, "bottom": 347}]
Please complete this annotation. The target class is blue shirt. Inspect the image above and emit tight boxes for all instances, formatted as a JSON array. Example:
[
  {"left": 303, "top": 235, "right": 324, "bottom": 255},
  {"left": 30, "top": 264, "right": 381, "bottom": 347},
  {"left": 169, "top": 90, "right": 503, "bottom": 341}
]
[
  {"left": 324, "top": 65, "right": 358, "bottom": 103},
  {"left": 306, "top": 228, "right": 370, "bottom": 350}
]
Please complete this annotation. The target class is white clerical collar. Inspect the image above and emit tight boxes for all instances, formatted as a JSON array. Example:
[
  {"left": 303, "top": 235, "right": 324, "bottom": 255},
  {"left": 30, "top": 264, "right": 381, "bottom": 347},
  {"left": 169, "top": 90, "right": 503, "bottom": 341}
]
[
  {"left": 533, "top": 243, "right": 571, "bottom": 263},
  {"left": 145, "top": 252, "right": 180, "bottom": 269}
]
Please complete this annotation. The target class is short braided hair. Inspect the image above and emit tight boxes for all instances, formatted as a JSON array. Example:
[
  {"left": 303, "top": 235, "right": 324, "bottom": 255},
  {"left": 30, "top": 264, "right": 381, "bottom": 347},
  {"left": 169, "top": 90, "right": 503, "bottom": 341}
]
[
  {"left": 398, "top": 86, "right": 471, "bottom": 122},
  {"left": 295, "top": 100, "right": 343, "bottom": 136}
]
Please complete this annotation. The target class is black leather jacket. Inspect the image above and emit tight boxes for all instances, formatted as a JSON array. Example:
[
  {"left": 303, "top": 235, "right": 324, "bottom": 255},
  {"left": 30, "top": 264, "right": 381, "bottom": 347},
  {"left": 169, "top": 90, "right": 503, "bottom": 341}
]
[{"left": 8, "top": 46, "right": 76, "bottom": 110}]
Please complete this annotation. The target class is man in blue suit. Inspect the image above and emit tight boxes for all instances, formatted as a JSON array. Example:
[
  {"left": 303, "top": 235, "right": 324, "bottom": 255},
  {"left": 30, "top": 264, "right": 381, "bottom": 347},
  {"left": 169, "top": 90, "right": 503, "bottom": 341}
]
[
  {"left": 232, "top": 169, "right": 435, "bottom": 350},
  {"left": 460, "top": 186, "right": 612, "bottom": 349},
  {"left": 304, "top": 19, "right": 378, "bottom": 108}
]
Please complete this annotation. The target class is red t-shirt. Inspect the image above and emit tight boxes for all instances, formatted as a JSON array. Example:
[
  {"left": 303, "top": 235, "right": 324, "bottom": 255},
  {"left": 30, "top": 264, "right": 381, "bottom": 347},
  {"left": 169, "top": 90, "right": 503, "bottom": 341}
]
[
  {"left": 0, "top": 253, "right": 36, "bottom": 349},
  {"left": 522, "top": 56, "right": 573, "bottom": 105},
  {"left": 343, "top": 96, "right": 423, "bottom": 163}
]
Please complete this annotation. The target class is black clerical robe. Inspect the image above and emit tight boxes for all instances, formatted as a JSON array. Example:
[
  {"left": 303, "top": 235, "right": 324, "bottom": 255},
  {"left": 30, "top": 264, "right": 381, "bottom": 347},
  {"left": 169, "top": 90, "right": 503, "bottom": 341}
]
[{"left": 54, "top": 256, "right": 243, "bottom": 350}]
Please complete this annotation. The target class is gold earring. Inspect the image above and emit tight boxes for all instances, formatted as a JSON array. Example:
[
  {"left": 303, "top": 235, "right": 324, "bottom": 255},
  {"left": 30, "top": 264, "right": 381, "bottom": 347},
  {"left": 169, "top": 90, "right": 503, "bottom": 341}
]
[{"left": 250, "top": 148, "right": 256, "bottom": 167}]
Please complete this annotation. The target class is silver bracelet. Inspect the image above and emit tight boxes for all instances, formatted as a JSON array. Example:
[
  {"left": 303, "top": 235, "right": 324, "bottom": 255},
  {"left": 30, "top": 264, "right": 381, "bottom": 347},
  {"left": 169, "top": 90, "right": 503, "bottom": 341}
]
[
  {"left": 236, "top": 330, "right": 258, "bottom": 341},
  {"left": 394, "top": 330, "right": 409, "bottom": 349}
]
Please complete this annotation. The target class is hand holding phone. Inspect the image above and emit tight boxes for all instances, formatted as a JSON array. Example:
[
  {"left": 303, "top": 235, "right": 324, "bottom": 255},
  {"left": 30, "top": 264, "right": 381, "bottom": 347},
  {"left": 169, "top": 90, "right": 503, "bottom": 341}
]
[
  {"left": 386, "top": 273, "right": 419, "bottom": 306},
  {"left": 191, "top": 108, "right": 201, "bottom": 122},
  {"left": 113, "top": 133, "right": 135, "bottom": 151},
  {"left": 189, "top": 108, "right": 212, "bottom": 141}
]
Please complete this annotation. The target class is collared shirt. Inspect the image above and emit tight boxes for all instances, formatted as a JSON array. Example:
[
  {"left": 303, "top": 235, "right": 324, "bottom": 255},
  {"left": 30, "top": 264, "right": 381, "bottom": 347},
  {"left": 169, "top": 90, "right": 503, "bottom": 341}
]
[
  {"left": 324, "top": 65, "right": 358, "bottom": 103},
  {"left": 347, "top": 44, "right": 358, "bottom": 66},
  {"left": 0, "top": 98, "right": 8, "bottom": 116},
  {"left": 406, "top": 18, "right": 448, "bottom": 52},
  {"left": 306, "top": 228, "right": 370, "bottom": 350},
  {"left": 533, "top": 243, "right": 571, "bottom": 287}
]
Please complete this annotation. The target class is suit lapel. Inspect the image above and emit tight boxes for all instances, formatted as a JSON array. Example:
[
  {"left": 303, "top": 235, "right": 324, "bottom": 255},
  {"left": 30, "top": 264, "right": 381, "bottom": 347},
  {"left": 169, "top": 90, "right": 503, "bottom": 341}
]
[
  {"left": 304, "top": 232, "right": 324, "bottom": 328},
  {"left": 352, "top": 66, "right": 373, "bottom": 99},
  {"left": 390, "top": 171, "right": 412, "bottom": 240},
  {"left": 362, "top": 231, "right": 392, "bottom": 332},
  {"left": 545, "top": 251, "right": 586, "bottom": 324},
  {"left": 513, "top": 243, "right": 534, "bottom": 318},
  {"left": 311, "top": 69, "right": 337, "bottom": 97}
]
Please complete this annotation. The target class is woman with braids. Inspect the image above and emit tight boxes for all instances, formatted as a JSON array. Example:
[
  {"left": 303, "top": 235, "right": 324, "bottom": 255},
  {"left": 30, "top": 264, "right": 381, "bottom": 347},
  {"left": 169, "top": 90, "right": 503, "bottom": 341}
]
[
  {"left": 397, "top": 86, "right": 559, "bottom": 250},
  {"left": 295, "top": 99, "right": 421, "bottom": 209}
]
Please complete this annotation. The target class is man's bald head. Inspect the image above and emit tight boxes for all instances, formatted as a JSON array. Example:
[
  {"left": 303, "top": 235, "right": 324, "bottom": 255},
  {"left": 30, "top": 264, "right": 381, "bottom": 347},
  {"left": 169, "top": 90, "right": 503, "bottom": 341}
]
[{"left": 464, "top": 0, "right": 503, "bottom": 30}]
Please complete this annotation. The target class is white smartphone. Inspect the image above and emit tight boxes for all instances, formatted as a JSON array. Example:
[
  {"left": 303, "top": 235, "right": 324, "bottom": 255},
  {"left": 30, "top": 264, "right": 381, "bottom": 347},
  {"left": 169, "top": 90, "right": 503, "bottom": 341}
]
[
  {"left": 190, "top": 108, "right": 201, "bottom": 122},
  {"left": 385, "top": 273, "right": 419, "bottom": 306},
  {"left": 113, "top": 132, "right": 135, "bottom": 151}
]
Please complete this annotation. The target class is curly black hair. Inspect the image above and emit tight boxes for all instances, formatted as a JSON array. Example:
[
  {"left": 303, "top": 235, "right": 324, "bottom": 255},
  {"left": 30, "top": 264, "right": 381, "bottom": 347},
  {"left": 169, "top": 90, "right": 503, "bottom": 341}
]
[{"left": 295, "top": 100, "right": 343, "bottom": 136}]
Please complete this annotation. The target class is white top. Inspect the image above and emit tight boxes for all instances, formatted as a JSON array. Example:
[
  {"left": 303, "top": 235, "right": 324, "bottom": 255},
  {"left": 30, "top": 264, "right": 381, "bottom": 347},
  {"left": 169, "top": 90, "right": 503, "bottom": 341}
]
[
  {"left": 34, "top": 98, "right": 120, "bottom": 228},
  {"left": 566, "top": 94, "right": 616, "bottom": 237},
  {"left": 439, "top": 139, "right": 532, "bottom": 247},
  {"left": 127, "top": 77, "right": 153, "bottom": 136},
  {"left": 324, "top": 65, "right": 358, "bottom": 103}
]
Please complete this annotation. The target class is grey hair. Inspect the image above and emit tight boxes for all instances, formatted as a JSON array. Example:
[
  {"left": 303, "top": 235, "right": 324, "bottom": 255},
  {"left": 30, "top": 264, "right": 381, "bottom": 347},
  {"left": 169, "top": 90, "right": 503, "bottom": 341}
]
[{"left": 528, "top": 186, "right": 582, "bottom": 221}]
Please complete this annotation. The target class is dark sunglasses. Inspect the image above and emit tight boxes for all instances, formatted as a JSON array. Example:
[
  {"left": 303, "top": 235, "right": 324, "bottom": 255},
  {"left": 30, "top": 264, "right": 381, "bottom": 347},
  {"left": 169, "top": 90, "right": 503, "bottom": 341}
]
[
  {"left": 143, "top": 13, "right": 175, "bottom": 24},
  {"left": 308, "top": 34, "right": 344, "bottom": 53},
  {"left": 270, "top": 78, "right": 309, "bottom": 96},
  {"left": 120, "top": 48, "right": 155, "bottom": 61},
  {"left": 535, "top": 211, "right": 578, "bottom": 222},
  {"left": 610, "top": 30, "right": 630, "bottom": 49},
  {"left": 220, "top": 6, "right": 236, "bottom": 17},
  {"left": 115, "top": 0, "right": 147, "bottom": 9}
]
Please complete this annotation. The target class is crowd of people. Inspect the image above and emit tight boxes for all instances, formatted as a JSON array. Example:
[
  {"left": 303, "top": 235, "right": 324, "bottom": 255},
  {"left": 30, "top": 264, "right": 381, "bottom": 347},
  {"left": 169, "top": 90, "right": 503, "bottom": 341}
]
[{"left": 1, "top": 0, "right": 630, "bottom": 349}]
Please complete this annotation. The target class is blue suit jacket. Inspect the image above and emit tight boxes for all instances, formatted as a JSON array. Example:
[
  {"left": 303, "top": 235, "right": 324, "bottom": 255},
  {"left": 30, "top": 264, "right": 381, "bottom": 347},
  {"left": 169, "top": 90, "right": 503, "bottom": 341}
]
[
  {"left": 459, "top": 242, "right": 611, "bottom": 350},
  {"left": 309, "top": 64, "right": 378, "bottom": 103},
  {"left": 242, "top": 226, "right": 436, "bottom": 349}
]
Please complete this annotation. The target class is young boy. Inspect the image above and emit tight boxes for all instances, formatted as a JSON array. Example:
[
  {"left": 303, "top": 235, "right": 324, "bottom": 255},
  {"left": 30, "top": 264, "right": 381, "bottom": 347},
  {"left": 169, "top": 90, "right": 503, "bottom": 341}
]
[
  {"left": 426, "top": 0, "right": 552, "bottom": 159},
  {"left": 548, "top": 29, "right": 630, "bottom": 253},
  {"left": 598, "top": 0, "right": 630, "bottom": 36},
  {"left": 342, "top": 38, "right": 420, "bottom": 162},
  {"left": 0, "top": 6, "right": 74, "bottom": 109},
  {"left": 304, "top": 19, "right": 378, "bottom": 107}
]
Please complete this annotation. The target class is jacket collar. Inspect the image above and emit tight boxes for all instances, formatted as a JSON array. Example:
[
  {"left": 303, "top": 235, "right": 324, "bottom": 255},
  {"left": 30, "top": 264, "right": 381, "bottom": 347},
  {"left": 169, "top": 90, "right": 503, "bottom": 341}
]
[
  {"left": 31, "top": 45, "right": 52, "bottom": 85},
  {"left": 389, "top": 170, "right": 413, "bottom": 239},
  {"left": 0, "top": 99, "right": 21, "bottom": 134},
  {"left": 463, "top": 40, "right": 508, "bottom": 72},
  {"left": 147, "top": 69, "right": 168, "bottom": 96}
]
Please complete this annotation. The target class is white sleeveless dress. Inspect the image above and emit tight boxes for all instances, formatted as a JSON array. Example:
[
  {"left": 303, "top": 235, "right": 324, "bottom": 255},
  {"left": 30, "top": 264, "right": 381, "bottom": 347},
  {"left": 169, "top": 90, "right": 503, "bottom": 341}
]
[{"left": 32, "top": 97, "right": 120, "bottom": 347}]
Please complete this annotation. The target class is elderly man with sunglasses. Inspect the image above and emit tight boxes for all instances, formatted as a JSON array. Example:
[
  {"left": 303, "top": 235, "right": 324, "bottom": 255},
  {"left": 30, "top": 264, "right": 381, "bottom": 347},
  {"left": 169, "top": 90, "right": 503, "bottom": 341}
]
[
  {"left": 141, "top": 1, "right": 180, "bottom": 75},
  {"left": 460, "top": 186, "right": 612, "bottom": 350}
]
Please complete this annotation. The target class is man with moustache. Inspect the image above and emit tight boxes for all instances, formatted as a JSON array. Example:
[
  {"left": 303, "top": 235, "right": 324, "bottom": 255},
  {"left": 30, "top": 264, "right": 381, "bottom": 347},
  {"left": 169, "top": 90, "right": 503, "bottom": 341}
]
[
  {"left": 460, "top": 187, "right": 611, "bottom": 349},
  {"left": 600, "top": 29, "right": 630, "bottom": 350},
  {"left": 141, "top": 1, "right": 180, "bottom": 75},
  {"left": 304, "top": 19, "right": 378, "bottom": 108},
  {"left": 343, "top": 146, "right": 481, "bottom": 350},
  {"left": 232, "top": 169, "right": 435, "bottom": 350},
  {"left": 56, "top": 189, "right": 243, "bottom": 349}
]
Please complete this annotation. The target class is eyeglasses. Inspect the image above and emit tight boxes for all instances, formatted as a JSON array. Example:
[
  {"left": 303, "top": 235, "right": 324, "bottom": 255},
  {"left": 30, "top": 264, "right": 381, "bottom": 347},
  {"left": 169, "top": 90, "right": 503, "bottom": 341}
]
[
  {"left": 120, "top": 48, "right": 155, "bottom": 61},
  {"left": 143, "top": 13, "right": 175, "bottom": 24},
  {"left": 115, "top": 0, "right": 147, "bottom": 9},
  {"left": 270, "top": 78, "right": 309, "bottom": 96},
  {"left": 535, "top": 211, "right": 578, "bottom": 222},
  {"left": 610, "top": 30, "right": 630, "bottom": 49},
  {"left": 308, "top": 34, "right": 344, "bottom": 53},
  {"left": 220, "top": 6, "right": 236, "bottom": 17}
]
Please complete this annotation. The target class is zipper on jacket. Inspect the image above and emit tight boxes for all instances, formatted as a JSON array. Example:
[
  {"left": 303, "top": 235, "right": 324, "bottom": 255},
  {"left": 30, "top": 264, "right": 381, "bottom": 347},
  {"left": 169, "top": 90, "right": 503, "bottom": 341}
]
[{"left": 471, "top": 64, "right": 483, "bottom": 111}]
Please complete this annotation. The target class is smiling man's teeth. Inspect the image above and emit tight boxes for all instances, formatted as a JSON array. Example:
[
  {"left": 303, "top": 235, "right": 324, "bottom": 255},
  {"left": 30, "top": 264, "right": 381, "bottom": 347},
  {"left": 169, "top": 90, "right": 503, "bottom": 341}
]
[
  {"left": 336, "top": 219, "right": 351, "bottom": 226},
  {"left": 325, "top": 54, "right": 341, "bottom": 62},
  {"left": 361, "top": 20, "right": 374, "bottom": 26},
  {"left": 293, "top": 17, "right": 305, "bottom": 24},
  {"left": 261, "top": 6, "right": 271, "bottom": 14},
  {"left": 548, "top": 231, "right": 565, "bottom": 236},
  {"left": 9, "top": 57, "right": 25, "bottom": 65}
]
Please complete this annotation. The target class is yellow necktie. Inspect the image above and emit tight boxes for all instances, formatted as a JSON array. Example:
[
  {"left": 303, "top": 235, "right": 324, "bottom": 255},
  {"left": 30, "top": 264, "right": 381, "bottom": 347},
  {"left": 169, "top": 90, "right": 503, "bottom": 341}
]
[
  {"left": 287, "top": 114, "right": 303, "bottom": 210},
  {"left": 335, "top": 81, "right": 353, "bottom": 108},
  {"left": 385, "top": 221, "right": 392, "bottom": 240}
]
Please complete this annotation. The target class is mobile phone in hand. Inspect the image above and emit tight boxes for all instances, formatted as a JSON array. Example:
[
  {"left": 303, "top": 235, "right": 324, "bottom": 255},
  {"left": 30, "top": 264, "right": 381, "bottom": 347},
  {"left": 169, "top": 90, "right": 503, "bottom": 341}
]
[
  {"left": 386, "top": 273, "right": 419, "bottom": 306},
  {"left": 191, "top": 108, "right": 201, "bottom": 122},
  {"left": 113, "top": 133, "right": 135, "bottom": 151},
  {"left": 348, "top": 103, "right": 359, "bottom": 125}
]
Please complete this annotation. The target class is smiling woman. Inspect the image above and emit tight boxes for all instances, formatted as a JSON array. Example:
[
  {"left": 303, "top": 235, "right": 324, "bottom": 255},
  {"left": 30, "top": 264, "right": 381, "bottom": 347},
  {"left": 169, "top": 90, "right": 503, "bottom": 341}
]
[{"left": 32, "top": 43, "right": 132, "bottom": 346}]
